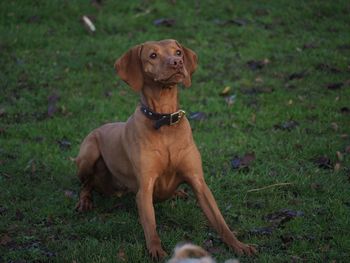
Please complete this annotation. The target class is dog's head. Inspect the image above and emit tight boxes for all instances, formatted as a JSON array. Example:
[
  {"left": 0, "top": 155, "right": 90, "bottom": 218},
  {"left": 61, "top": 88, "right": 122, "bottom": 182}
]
[{"left": 115, "top": 39, "right": 198, "bottom": 91}]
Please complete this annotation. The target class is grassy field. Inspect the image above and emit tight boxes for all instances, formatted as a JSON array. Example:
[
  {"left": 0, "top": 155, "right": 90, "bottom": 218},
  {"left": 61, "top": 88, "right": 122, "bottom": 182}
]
[{"left": 1, "top": 0, "right": 350, "bottom": 262}]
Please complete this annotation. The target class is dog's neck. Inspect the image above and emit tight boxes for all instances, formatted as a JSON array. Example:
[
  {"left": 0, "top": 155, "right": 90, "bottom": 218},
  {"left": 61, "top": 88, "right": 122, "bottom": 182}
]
[{"left": 140, "top": 82, "right": 179, "bottom": 114}]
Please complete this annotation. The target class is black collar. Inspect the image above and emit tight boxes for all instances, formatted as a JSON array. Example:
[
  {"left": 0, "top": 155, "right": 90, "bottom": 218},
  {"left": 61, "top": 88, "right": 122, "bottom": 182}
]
[{"left": 140, "top": 104, "right": 186, "bottom": 129}]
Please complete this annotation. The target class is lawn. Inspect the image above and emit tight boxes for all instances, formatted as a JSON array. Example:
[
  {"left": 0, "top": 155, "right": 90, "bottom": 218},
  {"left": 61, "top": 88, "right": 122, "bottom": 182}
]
[{"left": 1, "top": 0, "right": 350, "bottom": 262}]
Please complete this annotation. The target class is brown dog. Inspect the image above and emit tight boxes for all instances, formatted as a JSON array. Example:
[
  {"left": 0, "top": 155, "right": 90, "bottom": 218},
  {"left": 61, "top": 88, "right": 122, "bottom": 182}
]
[{"left": 75, "top": 39, "right": 256, "bottom": 260}]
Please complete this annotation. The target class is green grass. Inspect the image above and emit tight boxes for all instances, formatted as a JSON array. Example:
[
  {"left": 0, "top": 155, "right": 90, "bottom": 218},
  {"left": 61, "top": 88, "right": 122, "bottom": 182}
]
[{"left": 1, "top": 0, "right": 350, "bottom": 262}]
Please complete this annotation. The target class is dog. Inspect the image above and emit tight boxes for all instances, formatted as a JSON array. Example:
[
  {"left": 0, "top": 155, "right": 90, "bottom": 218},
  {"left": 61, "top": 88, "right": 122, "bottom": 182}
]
[
  {"left": 167, "top": 243, "right": 239, "bottom": 263},
  {"left": 75, "top": 39, "right": 257, "bottom": 260},
  {"left": 167, "top": 243, "right": 215, "bottom": 263}
]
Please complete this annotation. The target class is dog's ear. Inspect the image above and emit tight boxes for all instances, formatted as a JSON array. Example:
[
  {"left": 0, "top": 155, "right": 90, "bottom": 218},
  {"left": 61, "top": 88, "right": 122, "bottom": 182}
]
[
  {"left": 115, "top": 45, "right": 143, "bottom": 92},
  {"left": 179, "top": 43, "right": 198, "bottom": 88}
]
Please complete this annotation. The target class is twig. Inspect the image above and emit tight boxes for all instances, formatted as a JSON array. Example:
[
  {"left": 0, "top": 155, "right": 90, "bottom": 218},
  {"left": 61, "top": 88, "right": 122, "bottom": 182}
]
[
  {"left": 0, "top": 173, "right": 11, "bottom": 179},
  {"left": 247, "top": 182, "right": 293, "bottom": 193}
]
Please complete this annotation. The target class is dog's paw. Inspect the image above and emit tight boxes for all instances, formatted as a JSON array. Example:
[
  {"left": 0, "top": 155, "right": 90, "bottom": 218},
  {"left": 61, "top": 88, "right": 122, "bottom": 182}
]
[
  {"left": 231, "top": 241, "right": 257, "bottom": 256},
  {"left": 149, "top": 245, "right": 167, "bottom": 261},
  {"left": 172, "top": 189, "right": 189, "bottom": 199},
  {"left": 75, "top": 198, "right": 93, "bottom": 212}
]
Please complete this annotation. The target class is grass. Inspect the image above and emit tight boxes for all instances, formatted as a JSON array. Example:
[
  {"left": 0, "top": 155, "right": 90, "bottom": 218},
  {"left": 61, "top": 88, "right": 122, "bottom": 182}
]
[{"left": 1, "top": 0, "right": 350, "bottom": 262}]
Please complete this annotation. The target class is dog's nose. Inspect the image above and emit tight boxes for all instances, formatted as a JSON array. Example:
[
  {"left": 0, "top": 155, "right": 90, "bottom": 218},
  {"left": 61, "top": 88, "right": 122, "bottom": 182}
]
[{"left": 168, "top": 57, "right": 183, "bottom": 69}]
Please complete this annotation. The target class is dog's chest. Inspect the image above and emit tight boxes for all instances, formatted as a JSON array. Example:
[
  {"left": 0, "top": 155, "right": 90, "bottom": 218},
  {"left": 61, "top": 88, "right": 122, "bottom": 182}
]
[
  {"left": 153, "top": 169, "right": 181, "bottom": 200},
  {"left": 151, "top": 144, "right": 187, "bottom": 200}
]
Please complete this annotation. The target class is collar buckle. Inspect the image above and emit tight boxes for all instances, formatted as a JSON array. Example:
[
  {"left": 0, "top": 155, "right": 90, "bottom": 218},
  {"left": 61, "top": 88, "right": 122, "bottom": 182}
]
[{"left": 170, "top": 110, "right": 186, "bottom": 125}]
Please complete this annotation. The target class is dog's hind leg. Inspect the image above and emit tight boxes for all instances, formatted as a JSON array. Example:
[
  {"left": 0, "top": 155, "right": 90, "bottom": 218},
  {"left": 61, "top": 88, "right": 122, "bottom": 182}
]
[{"left": 75, "top": 132, "right": 100, "bottom": 212}]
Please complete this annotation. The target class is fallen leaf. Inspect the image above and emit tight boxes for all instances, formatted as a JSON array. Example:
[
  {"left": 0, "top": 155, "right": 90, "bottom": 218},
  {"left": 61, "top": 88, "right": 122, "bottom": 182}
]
[
  {"left": 47, "top": 92, "right": 60, "bottom": 117},
  {"left": 340, "top": 134, "right": 349, "bottom": 139},
  {"left": 117, "top": 248, "right": 127, "bottom": 261},
  {"left": 33, "top": 136, "right": 45, "bottom": 142},
  {"left": 104, "top": 90, "right": 113, "bottom": 97},
  {"left": 15, "top": 209, "right": 24, "bottom": 221},
  {"left": 230, "top": 18, "right": 249, "bottom": 26},
  {"left": 340, "top": 107, "right": 350, "bottom": 114},
  {"left": 249, "top": 226, "right": 274, "bottom": 235},
  {"left": 24, "top": 159, "right": 36, "bottom": 174},
  {"left": 86, "top": 62, "right": 93, "bottom": 69},
  {"left": 0, "top": 108, "right": 5, "bottom": 117},
  {"left": 327, "top": 82, "right": 343, "bottom": 90},
  {"left": 255, "top": 76, "right": 264, "bottom": 83},
  {"left": 64, "top": 190, "right": 76, "bottom": 199},
  {"left": 336, "top": 151, "right": 343, "bottom": 161},
  {"left": 220, "top": 86, "right": 231, "bottom": 96},
  {"left": 264, "top": 209, "right": 304, "bottom": 227},
  {"left": 334, "top": 162, "right": 341, "bottom": 172},
  {"left": 0, "top": 234, "right": 12, "bottom": 246},
  {"left": 225, "top": 94, "right": 236, "bottom": 106},
  {"left": 251, "top": 113, "right": 256, "bottom": 124},
  {"left": 91, "top": 0, "right": 103, "bottom": 8},
  {"left": 81, "top": 15, "right": 96, "bottom": 33},
  {"left": 291, "top": 255, "right": 303, "bottom": 263},
  {"left": 245, "top": 201, "right": 263, "bottom": 209},
  {"left": 153, "top": 18, "right": 176, "bottom": 27},
  {"left": 311, "top": 183, "right": 322, "bottom": 191},
  {"left": 241, "top": 152, "right": 255, "bottom": 167},
  {"left": 293, "top": 143, "right": 303, "bottom": 150},
  {"left": 1, "top": 172, "right": 11, "bottom": 179},
  {"left": 303, "top": 43, "right": 318, "bottom": 49},
  {"left": 213, "top": 18, "right": 249, "bottom": 26},
  {"left": 298, "top": 95, "right": 305, "bottom": 101},
  {"left": 314, "top": 156, "right": 332, "bottom": 169},
  {"left": 134, "top": 8, "right": 152, "bottom": 18},
  {"left": 207, "top": 245, "right": 224, "bottom": 255},
  {"left": 203, "top": 238, "right": 213, "bottom": 249},
  {"left": 345, "top": 146, "right": 350, "bottom": 153},
  {"left": 315, "top": 63, "right": 341, "bottom": 73},
  {"left": 274, "top": 120, "right": 299, "bottom": 131},
  {"left": 287, "top": 71, "right": 307, "bottom": 81},
  {"left": 203, "top": 235, "right": 225, "bottom": 255},
  {"left": 45, "top": 215, "right": 54, "bottom": 226},
  {"left": 231, "top": 157, "right": 241, "bottom": 169},
  {"left": 188, "top": 112, "right": 207, "bottom": 121},
  {"left": 240, "top": 86, "right": 273, "bottom": 95},
  {"left": 247, "top": 59, "right": 269, "bottom": 70},
  {"left": 60, "top": 105, "right": 70, "bottom": 116},
  {"left": 231, "top": 152, "right": 255, "bottom": 170},
  {"left": 281, "top": 234, "right": 294, "bottom": 247},
  {"left": 0, "top": 206, "right": 8, "bottom": 215},
  {"left": 331, "top": 122, "right": 338, "bottom": 131},
  {"left": 321, "top": 244, "right": 331, "bottom": 253},
  {"left": 284, "top": 83, "right": 297, "bottom": 89},
  {"left": 26, "top": 15, "right": 41, "bottom": 24},
  {"left": 254, "top": 8, "right": 269, "bottom": 16},
  {"left": 337, "top": 44, "right": 350, "bottom": 50},
  {"left": 57, "top": 139, "right": 71, "bottom": 150}
]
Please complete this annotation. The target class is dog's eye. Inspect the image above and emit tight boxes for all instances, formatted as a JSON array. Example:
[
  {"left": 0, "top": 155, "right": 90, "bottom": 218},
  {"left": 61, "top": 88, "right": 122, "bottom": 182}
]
[
  {"left": 149, "top": 53, "right": 157, "bottom": 59},
  {"left": 176, "top": 50, "right": 182, "bottom": 56}
]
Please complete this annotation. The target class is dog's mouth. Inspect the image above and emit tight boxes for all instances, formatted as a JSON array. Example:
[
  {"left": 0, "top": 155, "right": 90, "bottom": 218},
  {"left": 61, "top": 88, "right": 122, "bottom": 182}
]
[{"left": 154, "top": 71, "right": 185, "bottom": 83}]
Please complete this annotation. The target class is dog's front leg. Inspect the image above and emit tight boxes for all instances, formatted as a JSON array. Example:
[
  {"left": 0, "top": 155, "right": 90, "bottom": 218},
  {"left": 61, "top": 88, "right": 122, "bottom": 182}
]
[
  {"left": 180, "top": 148, "right": 257, "bottom": 256},
  {"left": 136, "top": 178, "right": 167, "bottom": 260},
  {"left": 190, "top": 177, "right": 257, "bottom": 256}
]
